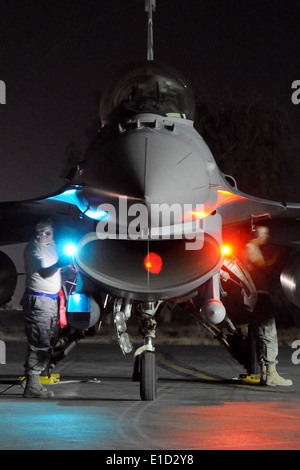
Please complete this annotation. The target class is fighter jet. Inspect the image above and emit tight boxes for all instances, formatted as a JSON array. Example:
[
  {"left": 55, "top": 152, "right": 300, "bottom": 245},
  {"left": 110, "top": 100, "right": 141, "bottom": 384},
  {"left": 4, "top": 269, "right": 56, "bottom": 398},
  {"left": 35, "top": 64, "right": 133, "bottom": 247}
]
[{"left": 1, "top": 0, "right": 300, "bottom": 400}]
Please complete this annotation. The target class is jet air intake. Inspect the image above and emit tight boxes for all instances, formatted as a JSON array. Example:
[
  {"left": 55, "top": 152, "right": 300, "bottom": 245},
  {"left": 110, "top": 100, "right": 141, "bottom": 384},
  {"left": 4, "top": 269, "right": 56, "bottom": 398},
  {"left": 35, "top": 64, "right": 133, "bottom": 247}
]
[{"left": 74, "top": 233, "right": 223, "bottom": 301}]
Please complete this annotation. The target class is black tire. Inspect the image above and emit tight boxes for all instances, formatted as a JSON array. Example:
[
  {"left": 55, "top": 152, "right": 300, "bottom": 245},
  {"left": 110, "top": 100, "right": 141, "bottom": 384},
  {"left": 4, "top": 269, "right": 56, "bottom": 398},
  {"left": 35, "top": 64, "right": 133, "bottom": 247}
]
[
  {"left": 140, "top": 351, "right": 156, "bottom": 401},
  {"left": 132, "top": 354, "right": 141, "bottom": 382}
]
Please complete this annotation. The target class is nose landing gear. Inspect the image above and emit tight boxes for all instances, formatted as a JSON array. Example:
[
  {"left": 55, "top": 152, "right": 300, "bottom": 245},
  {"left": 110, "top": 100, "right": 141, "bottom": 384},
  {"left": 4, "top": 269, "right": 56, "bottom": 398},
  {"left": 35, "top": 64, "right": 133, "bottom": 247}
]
[{"left": 133, "top": 301, "right": 162, "bottom": 401}]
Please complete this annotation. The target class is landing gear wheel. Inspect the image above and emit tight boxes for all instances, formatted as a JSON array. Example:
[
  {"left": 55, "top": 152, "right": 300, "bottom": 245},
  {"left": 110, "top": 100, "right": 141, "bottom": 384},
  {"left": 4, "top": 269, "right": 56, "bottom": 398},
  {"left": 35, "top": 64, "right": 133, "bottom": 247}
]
[
  {"left": 132, "top": 354, "right": 141, "bottom": 382},
  {"left": 140, "top": 351, "right": 156, "bottom": 401}
]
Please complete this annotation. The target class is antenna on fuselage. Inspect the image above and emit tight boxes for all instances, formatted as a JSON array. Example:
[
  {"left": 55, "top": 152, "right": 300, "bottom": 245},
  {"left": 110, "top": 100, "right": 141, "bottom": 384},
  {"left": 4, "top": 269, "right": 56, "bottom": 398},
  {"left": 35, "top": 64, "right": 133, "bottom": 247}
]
[{"left": 145, "top": 0, "right": 156, "bottom": 60}]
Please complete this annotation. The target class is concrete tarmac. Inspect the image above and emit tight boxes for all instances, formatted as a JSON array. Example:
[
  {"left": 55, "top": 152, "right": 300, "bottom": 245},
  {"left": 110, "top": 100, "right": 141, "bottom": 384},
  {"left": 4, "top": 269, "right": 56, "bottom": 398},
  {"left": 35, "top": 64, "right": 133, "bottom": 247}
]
[{"left": 0, "top": 339, "right": 300, "bottom": 450}]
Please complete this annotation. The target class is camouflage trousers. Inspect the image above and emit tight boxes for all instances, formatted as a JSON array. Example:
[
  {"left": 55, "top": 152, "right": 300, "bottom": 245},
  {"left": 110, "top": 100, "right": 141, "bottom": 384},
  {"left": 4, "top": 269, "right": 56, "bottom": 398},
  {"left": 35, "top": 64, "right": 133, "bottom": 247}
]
[
  {"left": 252, "top": 317, "right": 278, "bottom": 365},
  {"left": 21, "top": 293, "right": 59, "bottom": 375}
]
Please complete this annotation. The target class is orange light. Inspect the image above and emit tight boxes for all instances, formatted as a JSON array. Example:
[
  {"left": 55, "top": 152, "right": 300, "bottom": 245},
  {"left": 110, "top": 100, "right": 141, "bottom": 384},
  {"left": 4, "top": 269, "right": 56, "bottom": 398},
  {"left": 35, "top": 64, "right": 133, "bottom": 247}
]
[
  {"left": 217, "top": 189, "right": 247, "bottom": 206},
  {"left": 144, "top": 252, "right": 163, "bottom": 274},
  {"left": 191, "top": 211, "right": 208, "bottom": 219},
  {"left": 221, "top": 245, "right": 231, "bottom": 255}
]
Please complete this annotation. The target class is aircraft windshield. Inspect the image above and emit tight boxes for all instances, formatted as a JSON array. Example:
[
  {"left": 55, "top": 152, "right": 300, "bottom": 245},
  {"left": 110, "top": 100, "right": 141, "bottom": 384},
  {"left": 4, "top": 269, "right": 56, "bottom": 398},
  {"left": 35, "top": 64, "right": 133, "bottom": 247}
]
[{"left": 100, "top": 61, "right": 195, "bottom": 124}]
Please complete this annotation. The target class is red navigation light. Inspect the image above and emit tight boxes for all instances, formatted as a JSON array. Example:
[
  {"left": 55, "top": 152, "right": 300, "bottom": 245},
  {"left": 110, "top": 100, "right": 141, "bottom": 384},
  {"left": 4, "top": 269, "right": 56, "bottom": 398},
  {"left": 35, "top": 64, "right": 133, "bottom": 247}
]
[
  {"left": 144, "top": 252, "right": 163, "bottom": 274},
  {"left": 221, "top": 245, "right": 231, "bottom": 256}
]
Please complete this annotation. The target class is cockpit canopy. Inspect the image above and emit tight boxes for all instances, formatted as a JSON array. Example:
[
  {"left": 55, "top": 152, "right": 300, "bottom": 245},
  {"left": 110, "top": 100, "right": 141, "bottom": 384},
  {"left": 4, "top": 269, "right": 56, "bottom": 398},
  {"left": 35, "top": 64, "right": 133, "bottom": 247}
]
[{"left": 100, "top": 61, "right": 195, "bottom": 124}]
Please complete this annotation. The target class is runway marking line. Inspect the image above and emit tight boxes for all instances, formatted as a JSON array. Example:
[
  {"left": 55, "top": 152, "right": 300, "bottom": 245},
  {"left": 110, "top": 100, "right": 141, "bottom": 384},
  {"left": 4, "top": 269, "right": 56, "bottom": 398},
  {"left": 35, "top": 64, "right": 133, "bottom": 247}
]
[
  {"left": 156, "top": 353, "right": 220, "bottom": 381},
  {"left": 156, "top": 353, "right": 300, "bottom": 393}
]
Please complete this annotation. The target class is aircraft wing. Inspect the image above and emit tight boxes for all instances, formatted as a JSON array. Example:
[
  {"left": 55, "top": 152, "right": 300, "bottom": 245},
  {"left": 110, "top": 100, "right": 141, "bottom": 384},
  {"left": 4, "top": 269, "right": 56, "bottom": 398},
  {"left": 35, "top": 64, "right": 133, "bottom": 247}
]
[
  {"left": 213, "top": 180, "right": 300, "bottom": 251},
  {"left": 215, "top": 181, "right": 300, "bottom": 228},
  {"left": 0, "top": 186, "right": 94, "bottom": 246}
]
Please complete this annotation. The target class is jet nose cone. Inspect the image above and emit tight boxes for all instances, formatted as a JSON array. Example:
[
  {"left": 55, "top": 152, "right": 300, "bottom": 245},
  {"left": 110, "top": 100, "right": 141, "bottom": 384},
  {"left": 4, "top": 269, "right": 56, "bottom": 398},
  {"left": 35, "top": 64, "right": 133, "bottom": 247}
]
[
  {"left": 81, "top": 124, "right": 146, "bottom": 200},
  {"left": 80, "top": 117, "right": 210, "bottom": 210}
]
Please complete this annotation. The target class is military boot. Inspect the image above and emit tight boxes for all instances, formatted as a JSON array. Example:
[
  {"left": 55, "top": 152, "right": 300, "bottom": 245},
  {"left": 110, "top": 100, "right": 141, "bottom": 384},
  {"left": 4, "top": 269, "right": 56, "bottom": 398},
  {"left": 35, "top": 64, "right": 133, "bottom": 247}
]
[
  {"left": 23, "top": 374, "right": 54, "bottom": 398},
  {"left": 20, "top": 376, "right": 48, "bottom": 392},
  {"left": 265, "top": 364, "right": 293, "bottom": 387}
]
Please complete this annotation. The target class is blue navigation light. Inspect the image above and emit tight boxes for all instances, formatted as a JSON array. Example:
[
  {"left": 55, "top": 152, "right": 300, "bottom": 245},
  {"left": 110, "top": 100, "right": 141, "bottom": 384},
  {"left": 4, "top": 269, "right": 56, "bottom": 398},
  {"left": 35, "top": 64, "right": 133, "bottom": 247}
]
[
  {"left": 83, "top": 208, "right": 107, "bottom": 220},
  {"left": 48, "top": 189, "right": 78, "bottom": 205},
  {"left": 63, "top": 243, "right": 77, "bottom": 257},
  {"left": 47, "top": 189, "right": 107, "bottom": 220}
]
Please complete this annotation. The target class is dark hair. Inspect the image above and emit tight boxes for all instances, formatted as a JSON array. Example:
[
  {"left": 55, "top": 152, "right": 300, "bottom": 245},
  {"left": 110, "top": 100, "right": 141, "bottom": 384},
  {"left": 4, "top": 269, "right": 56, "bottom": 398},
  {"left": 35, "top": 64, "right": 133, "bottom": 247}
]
[{"left": 35, "top": 217, "right": 53, "bottom": 233}]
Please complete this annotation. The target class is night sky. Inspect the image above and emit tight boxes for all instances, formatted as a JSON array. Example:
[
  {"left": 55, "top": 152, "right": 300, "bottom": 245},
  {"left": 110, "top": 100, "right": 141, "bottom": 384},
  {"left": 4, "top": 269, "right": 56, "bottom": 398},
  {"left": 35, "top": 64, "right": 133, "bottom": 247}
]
[{"left": 0, "top": 0, "right": 299, "bottom": 202}]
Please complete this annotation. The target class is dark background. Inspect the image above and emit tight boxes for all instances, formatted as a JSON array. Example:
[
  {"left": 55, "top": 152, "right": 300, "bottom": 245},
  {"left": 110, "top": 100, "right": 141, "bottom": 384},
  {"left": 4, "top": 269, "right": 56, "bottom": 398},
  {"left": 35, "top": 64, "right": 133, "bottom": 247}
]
[{"left": 0, "top": 0, "right": 299, "bottom": 201}]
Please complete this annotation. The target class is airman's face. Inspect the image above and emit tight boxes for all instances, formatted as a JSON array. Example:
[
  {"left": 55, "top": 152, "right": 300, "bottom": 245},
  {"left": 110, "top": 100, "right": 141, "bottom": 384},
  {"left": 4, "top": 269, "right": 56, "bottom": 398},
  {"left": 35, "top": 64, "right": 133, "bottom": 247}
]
[
  {"left": 36, "top": 225, "right": 53, "bottom": 246},
  {"left": 257, "top": 227, "right": 270, "bottom": 244}
]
